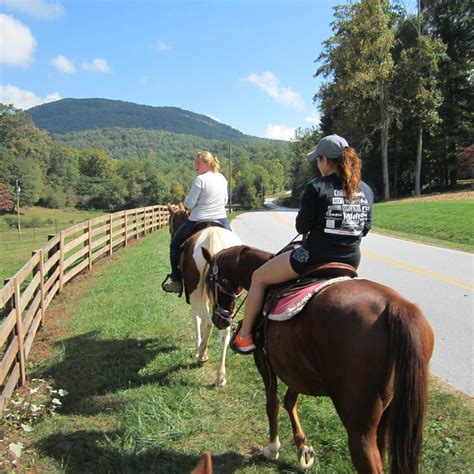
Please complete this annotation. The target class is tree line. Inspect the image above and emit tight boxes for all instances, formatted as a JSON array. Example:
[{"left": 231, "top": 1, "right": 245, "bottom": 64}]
[
  {"left": 0, "top": 104, "right": 291, "bottom": 213},
  {"left": 290, "top": 0, "right": 472, "bottom": 203}
]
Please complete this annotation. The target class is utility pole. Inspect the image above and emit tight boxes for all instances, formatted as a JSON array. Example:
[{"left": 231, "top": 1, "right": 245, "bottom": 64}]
[
  {"left": 15, "top": 179, "right": 21, "bottom": 235},
  {"left": 228, "top": 143, "right": 232, "bottom": 213}
]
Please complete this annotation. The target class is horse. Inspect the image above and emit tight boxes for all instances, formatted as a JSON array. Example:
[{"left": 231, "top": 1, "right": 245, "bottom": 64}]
[
  {"left": 201, "top": 244, "right": 434, "bottom": 473},
  {"left": 166, "top": 203, "right": 242, "bottom": 387}
]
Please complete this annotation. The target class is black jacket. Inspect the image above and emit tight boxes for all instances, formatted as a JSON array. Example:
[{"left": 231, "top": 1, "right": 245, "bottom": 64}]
[{"left": 295, "top": 173, "right": 374, "bottom": 258}]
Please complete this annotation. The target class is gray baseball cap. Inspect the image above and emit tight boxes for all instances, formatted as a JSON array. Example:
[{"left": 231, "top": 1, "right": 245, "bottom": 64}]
[{"left": 307, "top": 134, "right": 349, "bottom": 162}]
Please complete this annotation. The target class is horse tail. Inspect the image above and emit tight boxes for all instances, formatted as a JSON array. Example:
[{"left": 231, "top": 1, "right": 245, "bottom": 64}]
[{"left": 386, "top": 299, "right": 432, "bottom": 474}]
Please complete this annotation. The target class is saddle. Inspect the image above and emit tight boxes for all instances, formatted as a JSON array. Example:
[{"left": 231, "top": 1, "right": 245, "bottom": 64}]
[{"left": 262, "top": 262, "right": 358, "bottom": 322}]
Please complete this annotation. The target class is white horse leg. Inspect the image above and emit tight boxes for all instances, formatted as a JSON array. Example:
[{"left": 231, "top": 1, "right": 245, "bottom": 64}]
[
  {"left": 263, "top": 436, "right": 281, "bottom": 460},
  {"left": 191, "top": 292, "right": 211, "bottom": 364},
  {"left": 213, "top": 327, "right": 231, "bottom": 387}
]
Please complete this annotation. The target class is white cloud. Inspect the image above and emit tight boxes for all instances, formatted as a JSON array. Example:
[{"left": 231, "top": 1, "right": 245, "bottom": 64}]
[
  {"left": 81, "top": 58, "right": 111, "bottom": 73},
  {"left": 152, "top": 40, "right": 170, "bottom": 52},
  {"left": 2, "top": 0, "right": 65, "bottom": 20},
  {"left": 50, "top": 55, "right": 76, "bottom": 74},
  {"left": 0, "top": 84, "right": 61, "bottom": 110},
  {"left": 207, "top": 114, "right": 221, "bottom": 122},
  {"left": 244, "top": 71, "right": 304, "bottom": 109},
  {"left": 304, "top": 112, "right": 320, "bottom": 125},
  {"left": 0, "top": 14, "right": 37, "bottom": 67},
  {"left": 265, "top": 123, "right": 297, "bottom": 141}
]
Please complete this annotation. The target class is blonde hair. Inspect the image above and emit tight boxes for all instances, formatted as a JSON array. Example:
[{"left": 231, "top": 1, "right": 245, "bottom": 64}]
[
  {"left": 197, "top": 151, "right": 220, "bottom": 172},
  {"left": 335, "top": 147, "right": 362, "bottom": 202}
]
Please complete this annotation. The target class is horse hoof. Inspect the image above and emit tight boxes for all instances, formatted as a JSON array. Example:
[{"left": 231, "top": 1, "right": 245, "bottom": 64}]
[
  {"left": 263, "top": 446, "right": 280, "bottom": 460},
  {"left": 197, "top": 356, "right": 209, "bottom": 366},
  {"left": 298, "top": 446, "right": 315, "bottom": 470}
]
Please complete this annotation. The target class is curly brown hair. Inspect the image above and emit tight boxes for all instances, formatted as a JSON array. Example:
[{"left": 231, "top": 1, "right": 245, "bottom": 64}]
[{"left": 335, "top": 147, "right": 362, "bottom": 202}]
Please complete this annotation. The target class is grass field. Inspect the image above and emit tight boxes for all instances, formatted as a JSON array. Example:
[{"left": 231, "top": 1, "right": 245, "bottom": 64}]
[
  {"left": 1, "top": 230, "right": 473, "bottom": 473},
  {"left": 0, "top": 207, "right": 102, "bottom": 283},
  {"left": 373, "top": 193, "right": 473, "bottom": 252}
]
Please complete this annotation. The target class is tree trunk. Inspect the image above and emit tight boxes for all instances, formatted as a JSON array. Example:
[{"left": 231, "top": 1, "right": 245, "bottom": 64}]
[
  {"left": 380, "top": 89, "right": 390, "bottom": 200},
  {"left": 415, "top": 126, "right": 423, "bottom": 195}
]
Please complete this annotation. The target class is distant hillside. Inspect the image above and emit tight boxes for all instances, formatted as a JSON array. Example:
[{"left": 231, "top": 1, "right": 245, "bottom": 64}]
[{"left": 27, "top": 98, "right": 250, "bottom": 143}]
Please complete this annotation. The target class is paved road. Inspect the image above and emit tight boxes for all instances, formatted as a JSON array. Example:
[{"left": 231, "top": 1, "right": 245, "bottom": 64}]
[{"left": 231, "top": 205, "right": 474, "bottom": 396}]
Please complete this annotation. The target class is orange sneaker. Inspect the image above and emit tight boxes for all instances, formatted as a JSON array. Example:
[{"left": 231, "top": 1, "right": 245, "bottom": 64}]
[{"left": 231, "top": 332, "right": 256, "bottom": 354}]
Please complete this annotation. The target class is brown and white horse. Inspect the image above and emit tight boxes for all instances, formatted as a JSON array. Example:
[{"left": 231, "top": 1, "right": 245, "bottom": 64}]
[
  {"left": 167, "top": 204, "right": 241, "bottom": 387},
  {"left": 202, "top": 244, "right": 434, "bottom": 473}
]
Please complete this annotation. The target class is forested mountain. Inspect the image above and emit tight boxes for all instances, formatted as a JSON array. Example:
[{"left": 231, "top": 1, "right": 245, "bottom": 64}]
[
  {"left": 1, "top": 104, "right": 291, "bottom": 213},
  {"left": 28, "top": 98, "right": 251, "bottom": 143}
]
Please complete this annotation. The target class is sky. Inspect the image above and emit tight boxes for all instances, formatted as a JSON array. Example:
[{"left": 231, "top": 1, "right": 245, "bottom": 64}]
[{"left": 0, "top": 0, "right": 345, "bottom": 140}]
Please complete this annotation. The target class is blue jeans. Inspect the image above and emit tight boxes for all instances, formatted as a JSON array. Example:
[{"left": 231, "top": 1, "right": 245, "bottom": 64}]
[{"left": 169, "top": 217, "right": 232, "bottom": 281}]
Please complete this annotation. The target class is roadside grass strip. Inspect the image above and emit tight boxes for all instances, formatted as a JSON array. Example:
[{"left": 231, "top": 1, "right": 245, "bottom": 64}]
[
  {"left": 373, "top": 199, "right": 474, "bottom": 252},
  {"left": 3, "top": 230, "right": 473, "bottom": 473}
]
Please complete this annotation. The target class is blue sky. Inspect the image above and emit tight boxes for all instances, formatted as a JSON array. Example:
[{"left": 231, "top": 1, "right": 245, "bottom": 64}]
[{"left": 1, "top": 0, "right": 344, "bottom": 140}]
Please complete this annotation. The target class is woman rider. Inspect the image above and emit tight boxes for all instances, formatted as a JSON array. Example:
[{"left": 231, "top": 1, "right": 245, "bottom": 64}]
[
  {"left": 163, "top": 151, "right": 231, "bottom": 294},
  {"left": 232, "top": 134, "right": 374, "bottom": 353}
]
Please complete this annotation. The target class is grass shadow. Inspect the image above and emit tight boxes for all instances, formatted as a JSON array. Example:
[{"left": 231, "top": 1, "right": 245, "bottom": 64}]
[
  {"left": 32, "top": 331, "right": 199, "bottom": 414},
  {"left": 35, "top": 429, "right": 298, "bottom": 473}
]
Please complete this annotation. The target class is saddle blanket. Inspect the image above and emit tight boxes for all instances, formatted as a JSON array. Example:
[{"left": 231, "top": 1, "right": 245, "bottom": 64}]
[{"left": 267, "top": 276, "right": 353, "bottom": 322}]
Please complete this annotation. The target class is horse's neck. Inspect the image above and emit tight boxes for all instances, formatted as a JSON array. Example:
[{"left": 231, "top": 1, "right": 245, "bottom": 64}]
[{"left": 237, "top": 246, "right": 272, "bottom": 290}]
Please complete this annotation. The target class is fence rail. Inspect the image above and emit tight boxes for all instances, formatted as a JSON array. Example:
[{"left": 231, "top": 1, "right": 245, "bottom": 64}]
[{"left": 0, "top": 205, "right": 169, "bottom": 414}]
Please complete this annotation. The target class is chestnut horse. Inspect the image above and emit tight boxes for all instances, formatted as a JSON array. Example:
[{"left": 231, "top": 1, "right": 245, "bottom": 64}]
[
  {"left": 202, "top": 244, "right": 434, "bottom": 473},
  {"left": 166, "top": 204, "right": 241, "bottom": 387}
]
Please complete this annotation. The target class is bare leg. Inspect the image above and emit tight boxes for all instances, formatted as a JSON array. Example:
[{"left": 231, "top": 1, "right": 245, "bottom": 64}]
[
  {"left": 284, "top": 389, "right": 315, "bottom": 470},
  {"left": 240, "top": 251, "right": 299, "bottom": 337},
  {"left": 254, "top": 348, "right": 281, "bottom": 460}
]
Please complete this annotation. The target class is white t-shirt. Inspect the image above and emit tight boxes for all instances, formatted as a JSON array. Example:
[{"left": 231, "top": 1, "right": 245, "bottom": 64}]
[{"left": 184, "top": 171, "right": 228, "bottom": 221}]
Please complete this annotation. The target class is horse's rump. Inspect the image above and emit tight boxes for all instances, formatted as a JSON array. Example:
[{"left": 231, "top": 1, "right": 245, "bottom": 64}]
[{"left": 264, "top": 278, "right": 410, "bottom": 397}]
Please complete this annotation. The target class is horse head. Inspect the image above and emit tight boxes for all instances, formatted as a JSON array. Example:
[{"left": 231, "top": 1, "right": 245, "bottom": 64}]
[
  {"left": 202, "top": 246, "right": 244, "bottom": 330},
  {"left": 167, "top": 202, "right": 189, "bottom": 236}
]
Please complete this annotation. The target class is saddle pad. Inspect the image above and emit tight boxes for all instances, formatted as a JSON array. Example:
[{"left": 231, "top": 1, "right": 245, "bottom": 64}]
[{"left": 267, "top": 276, "right": 352, "bottom": 322}]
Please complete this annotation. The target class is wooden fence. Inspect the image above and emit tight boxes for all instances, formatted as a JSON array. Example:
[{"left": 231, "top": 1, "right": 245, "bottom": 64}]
[{"left": 0, "top": 205, "right": 169, "bottom": 414}]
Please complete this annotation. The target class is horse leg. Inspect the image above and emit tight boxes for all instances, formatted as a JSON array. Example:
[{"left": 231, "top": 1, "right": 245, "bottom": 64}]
[
  {"left": 190, "top": 293, "right": 209, "bottom": 364},
  {"left": 213, "top": 326, "right": 231, "bottom": 387},
  {"left": 284, "top": 389, "right": 315, "bottom": 470},
  {"left": 253, "top": 349, "right": 281, "bottom": 460},
  {"left": 334, "top": 396, "right": 385, "bottom": 474}
]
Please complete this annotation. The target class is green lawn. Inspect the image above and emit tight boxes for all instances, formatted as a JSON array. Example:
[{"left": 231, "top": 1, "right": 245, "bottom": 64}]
[
  {"left": 373, "top": 199, "right": 473, "bottom": 252},
  {"left": 0, "top": 207, "right": 102, "bottom": 282},
  {"left": 2, "top": 230, "right": 472, "bottom": 473}
]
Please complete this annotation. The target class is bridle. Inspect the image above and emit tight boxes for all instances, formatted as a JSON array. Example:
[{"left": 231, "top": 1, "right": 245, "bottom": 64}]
[{"left": 209, "top": 261, "right": 244, "bottom": 328}]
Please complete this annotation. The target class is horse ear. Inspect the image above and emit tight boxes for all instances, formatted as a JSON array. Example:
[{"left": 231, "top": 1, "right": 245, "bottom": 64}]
[
  {"left": 201, "top": 247, "right": 213, "bottom": 265},
  {"left": 178, "top": 202, "right": 186, "bottom": 211},
  {"left": 167, "top": 203, "right": 174, "bottom": 213}
]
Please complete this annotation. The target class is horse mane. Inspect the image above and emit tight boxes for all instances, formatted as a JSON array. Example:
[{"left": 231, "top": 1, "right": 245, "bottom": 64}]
[{"left": 216, "top": 245, "right": 272, "bottom": 289}]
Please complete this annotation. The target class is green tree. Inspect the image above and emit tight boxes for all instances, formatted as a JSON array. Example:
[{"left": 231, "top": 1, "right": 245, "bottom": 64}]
[
  {"left": 392, "top": 15, "right": 446, "bottom": 195},
  {"left": 316, "top": 0, "right": 395, "bottom": 199},
  {"left": 423, "top": 0, "right": 474, "bottom": 184}
]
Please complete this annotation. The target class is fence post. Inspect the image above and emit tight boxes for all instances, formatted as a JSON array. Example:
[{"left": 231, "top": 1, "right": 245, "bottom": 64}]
[
  {"left": 135, "top": 209, "right": 139, "bottom": 239},
  {"left": 123, "top": 210, "right": 128, "bottom": 247},
  {"left": 88, "top": 220, "right": 93, "bottom": 271},
  {"left": 151, "top": 207, "right": 155, "bottom": 233},
  {"left": 13, "top": 277, "right": 26, "bottom": 385},
  {"left": 59, "top": 231, "right": 65, "bottom": 293},
  {"left": 47, "top": 233, "right": 59, "bottom": 280},
  {"left": 109, "top": 214, "right": 113, "bottom": 256},
  {"left": 32, "top": 249, "right": 45, "bottom": 326}
]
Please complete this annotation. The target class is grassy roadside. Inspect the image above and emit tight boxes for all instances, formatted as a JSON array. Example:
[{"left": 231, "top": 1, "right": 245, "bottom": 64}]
[
  {"left": 373, "top": 195, "right": 473, "bottom": 252},
  {"left": 1, "top": 230, "right": 473, "bottom": 473}
]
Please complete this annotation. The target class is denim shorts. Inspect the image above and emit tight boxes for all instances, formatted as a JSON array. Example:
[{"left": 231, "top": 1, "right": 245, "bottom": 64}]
[{"left": 289, "top": 246, "right": 360, "bottom": 274}]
